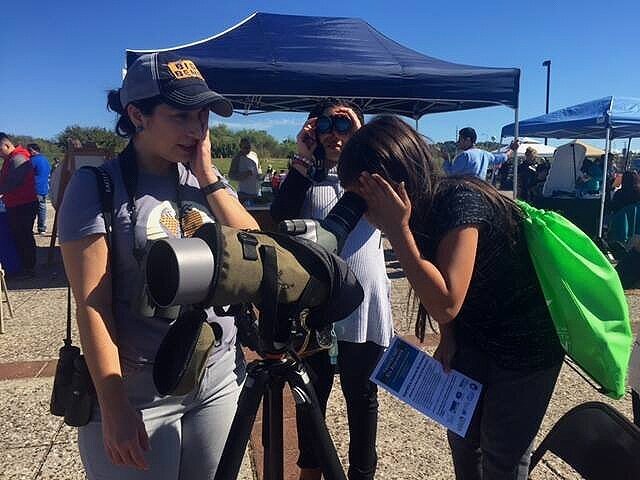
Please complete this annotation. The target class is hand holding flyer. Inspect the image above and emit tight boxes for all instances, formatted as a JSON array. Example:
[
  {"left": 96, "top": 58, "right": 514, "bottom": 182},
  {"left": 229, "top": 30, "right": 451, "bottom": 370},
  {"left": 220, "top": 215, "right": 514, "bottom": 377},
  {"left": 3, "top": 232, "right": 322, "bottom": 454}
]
[{"left": 370, "top": 336, "right": 482, "bottom": 437}]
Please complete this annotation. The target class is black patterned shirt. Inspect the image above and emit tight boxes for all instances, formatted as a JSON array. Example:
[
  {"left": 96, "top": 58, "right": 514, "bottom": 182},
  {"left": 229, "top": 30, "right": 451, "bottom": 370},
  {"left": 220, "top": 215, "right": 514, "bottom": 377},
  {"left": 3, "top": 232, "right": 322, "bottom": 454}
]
[{"left": 420, "top": 182, "right": 564, "bottom": 370}]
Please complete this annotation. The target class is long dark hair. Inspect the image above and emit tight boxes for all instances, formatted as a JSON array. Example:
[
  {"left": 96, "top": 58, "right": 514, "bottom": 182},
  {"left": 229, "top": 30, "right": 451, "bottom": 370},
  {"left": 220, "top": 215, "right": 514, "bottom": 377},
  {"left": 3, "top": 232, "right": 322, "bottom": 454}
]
[
  {"left": 611, "top": 170, "right": 640, "bottom": 212},
  {"left": 338, "top": 115, "right": 523, "bottom": 339},
  {"left": 107, "top": 89, "right": 164, "bottom": 138},
  {"left": 308, "top": 98, "right": 364, "bottom": 162}
]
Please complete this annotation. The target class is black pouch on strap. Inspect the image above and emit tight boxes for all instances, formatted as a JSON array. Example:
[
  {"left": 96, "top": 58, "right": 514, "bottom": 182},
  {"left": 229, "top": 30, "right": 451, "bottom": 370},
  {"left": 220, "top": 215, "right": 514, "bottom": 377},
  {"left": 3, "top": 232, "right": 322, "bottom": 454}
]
[{"left": 153, "top": 309, "right": 216, "bottom": 396}]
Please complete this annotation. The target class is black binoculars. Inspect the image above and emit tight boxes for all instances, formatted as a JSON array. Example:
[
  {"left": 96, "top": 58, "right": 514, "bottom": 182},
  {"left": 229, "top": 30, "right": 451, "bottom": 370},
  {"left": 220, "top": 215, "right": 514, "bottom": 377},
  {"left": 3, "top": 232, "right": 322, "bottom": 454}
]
[
  {"left": 50, "top": 344, "right": 94, "bottom": 427},
  {"left": 316, "top": 114, "right": 353, "bottom": 135}
]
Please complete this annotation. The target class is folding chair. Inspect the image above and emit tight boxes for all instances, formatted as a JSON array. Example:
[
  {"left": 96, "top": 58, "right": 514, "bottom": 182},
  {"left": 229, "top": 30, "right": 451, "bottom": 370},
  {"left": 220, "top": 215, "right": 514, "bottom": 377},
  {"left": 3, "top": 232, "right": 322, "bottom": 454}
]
[
  {"left": 529, "top": 401, "right": 640, "bottom": 479},
  {"left": 0, "top": 262, "right": 14, "bottom": 333}
]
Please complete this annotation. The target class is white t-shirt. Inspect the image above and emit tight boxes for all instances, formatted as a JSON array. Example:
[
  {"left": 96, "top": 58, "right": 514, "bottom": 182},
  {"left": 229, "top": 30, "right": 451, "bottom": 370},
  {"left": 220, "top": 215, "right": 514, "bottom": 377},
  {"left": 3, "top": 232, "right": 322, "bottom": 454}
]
[{"left": 237, "top": 151, "right": 261, "bottom": 195}]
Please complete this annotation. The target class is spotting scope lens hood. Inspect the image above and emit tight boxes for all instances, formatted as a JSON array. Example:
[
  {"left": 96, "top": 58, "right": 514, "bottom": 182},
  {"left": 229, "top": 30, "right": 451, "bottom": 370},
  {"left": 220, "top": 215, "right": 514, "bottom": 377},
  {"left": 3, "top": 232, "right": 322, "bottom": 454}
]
[{"left": 146, "top": 237, "right": 215, "bottom": 308}]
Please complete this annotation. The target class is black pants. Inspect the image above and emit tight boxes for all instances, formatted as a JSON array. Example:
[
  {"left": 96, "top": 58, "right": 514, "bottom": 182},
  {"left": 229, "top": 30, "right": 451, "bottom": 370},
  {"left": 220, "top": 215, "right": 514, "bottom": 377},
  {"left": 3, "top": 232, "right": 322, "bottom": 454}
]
[
  {"left": 632, "top": 390, "right": 640, "bottom": 428},
  {"left": 7, "top": 201, "right": 37, "bottom": 271},
  {"left": 297, "top": 341, "right": 384, "bottom": 480},
  {"left": 448, "top": 343, "right": 562, "bottom": 480}
]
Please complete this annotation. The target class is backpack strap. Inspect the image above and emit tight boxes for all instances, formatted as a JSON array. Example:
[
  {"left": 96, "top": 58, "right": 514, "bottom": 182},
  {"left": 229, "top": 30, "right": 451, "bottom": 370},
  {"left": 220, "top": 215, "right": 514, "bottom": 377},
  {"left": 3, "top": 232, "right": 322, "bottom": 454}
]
[
  {"left": 82, "top": 165, "right": 116, "bottom": 284},
  {"left": 81, "top": 166, "right": 114, "bottom": 249},
  {"left": 118, "top": 149, "right": 138, "bottom": 230},
  {"left": 65, "top": 166, "right": 114, "bottom": 347}
]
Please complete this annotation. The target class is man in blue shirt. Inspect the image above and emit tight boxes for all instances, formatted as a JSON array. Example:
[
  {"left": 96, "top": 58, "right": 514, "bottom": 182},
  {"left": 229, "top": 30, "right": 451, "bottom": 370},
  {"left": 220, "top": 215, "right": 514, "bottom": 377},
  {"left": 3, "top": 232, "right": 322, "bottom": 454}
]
[
  {"left": 445, "top": 127, "right": 518, "bottom": 180},
  {"left": 27, "top": 144, "right": 51, "bottom": 234}
]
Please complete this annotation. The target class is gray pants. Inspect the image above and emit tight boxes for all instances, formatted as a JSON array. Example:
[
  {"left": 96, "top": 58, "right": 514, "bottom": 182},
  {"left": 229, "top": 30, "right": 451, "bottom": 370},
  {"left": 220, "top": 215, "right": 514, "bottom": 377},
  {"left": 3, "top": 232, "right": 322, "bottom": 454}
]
[
  {"left": 79, "top": 346, "right": 245, "bottom": 480},
  {"left": 447, "top": 343, "right": 562, "bottom": 480}
]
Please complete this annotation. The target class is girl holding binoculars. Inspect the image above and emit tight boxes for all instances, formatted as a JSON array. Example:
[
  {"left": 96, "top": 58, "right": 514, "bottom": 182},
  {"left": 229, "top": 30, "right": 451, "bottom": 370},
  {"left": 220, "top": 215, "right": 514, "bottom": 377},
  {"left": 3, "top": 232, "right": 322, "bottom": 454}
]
[{"left": 271, "top": 99, "right": 394, "bottom": 480}]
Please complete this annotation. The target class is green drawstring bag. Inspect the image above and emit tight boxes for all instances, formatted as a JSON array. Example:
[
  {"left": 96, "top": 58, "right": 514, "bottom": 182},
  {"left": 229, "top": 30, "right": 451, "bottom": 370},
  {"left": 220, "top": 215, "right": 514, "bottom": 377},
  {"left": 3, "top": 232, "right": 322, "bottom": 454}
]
[{"left": 517, "top": 201, "right": 632, "bottom": 399}]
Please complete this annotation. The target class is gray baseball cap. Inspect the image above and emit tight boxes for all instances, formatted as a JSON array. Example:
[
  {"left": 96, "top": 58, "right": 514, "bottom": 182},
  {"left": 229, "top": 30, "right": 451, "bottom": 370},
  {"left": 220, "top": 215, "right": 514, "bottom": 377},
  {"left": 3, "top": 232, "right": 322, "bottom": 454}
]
[{"left": 120, "top": 52, "right": 233, "bottom": 117}]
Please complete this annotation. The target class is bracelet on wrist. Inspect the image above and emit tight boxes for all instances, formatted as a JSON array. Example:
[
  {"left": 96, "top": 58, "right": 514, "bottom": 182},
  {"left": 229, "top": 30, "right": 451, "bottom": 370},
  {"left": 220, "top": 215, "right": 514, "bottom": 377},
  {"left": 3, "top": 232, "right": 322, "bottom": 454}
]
[
  {"left": 201, "top": 179, "right": 227, "bottom": 195},
  {"left": 292, "top": 153, "right": 313, "bottom": 168}
]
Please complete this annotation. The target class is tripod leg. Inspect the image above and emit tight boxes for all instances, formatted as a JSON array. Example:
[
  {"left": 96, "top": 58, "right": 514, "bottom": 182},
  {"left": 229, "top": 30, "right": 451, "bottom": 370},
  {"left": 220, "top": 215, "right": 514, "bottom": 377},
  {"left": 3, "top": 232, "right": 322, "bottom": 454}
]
[
  {"left": 263, "top": 377, "right": 285, "bottom": 480},
  {"left": 214, "top": 362, "right": 270, "bottom": 480},
  {"left": 286, "top": 361, "right": 347, "bottom": 480}
]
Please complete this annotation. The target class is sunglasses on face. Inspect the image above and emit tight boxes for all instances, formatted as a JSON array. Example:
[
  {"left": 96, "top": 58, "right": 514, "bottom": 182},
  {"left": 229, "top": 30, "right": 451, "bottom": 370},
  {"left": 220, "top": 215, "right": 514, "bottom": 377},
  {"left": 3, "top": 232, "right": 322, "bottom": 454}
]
[{"left": 316, "top": 114, "right": 353, "bottom": 135}]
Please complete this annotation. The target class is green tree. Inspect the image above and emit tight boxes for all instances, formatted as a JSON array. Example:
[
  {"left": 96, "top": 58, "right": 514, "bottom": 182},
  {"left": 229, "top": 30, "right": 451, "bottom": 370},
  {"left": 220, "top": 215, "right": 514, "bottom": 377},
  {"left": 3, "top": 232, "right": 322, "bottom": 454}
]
[
  {"left": 56, "top": 125, "right": 126, "bottom": 155},
  {"left": 208, "top": 124, "right": 296, "bottom": 160},
  {"left": 277, "top": 138, "right": 298, "bottom": 159}
]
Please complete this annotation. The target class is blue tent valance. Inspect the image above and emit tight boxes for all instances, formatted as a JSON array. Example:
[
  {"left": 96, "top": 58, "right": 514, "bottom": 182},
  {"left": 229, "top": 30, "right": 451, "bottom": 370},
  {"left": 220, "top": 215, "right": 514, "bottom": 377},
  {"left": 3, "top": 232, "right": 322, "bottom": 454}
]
[
  {"left": 502, "top": 96, "right": 640, "bottom": 139},
  {"left": 126, "top": 12, "right": 520, "bottom": 118}
]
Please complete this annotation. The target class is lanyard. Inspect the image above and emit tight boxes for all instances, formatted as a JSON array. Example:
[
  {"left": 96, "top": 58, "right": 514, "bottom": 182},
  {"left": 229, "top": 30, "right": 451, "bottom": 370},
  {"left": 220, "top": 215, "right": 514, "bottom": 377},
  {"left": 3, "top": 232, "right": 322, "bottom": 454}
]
[{"left": 118, "top": 143, "right": 185, "bottom": 262}]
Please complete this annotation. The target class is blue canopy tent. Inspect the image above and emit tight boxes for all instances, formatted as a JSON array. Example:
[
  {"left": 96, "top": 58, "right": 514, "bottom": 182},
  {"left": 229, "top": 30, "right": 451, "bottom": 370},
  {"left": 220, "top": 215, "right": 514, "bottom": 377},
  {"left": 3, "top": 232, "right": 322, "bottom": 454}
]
[
  {"left": 501, "top": 97, "right": 640, "bottom": 139},
  {"left": 126, "top": 12, "right": 520, "bottom": 124},
  {"left": 502, "top": 96, "right": 640, "bottom": 237}
]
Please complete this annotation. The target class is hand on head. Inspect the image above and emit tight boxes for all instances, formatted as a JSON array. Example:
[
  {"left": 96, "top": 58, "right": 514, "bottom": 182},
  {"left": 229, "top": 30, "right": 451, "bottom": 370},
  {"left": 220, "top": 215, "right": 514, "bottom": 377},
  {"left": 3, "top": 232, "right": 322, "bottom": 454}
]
[
  {"left": 191, "top": 110, "right": 217, "bottom": 184},
  {"left": 296, "top": 117, "right": 318, "bottom": 160},
  {"left": 349, "top": 172, "right": 411, "bottom": 238},
  {"left": 333, "top": 106, "right": 362, "bottom": 131}
]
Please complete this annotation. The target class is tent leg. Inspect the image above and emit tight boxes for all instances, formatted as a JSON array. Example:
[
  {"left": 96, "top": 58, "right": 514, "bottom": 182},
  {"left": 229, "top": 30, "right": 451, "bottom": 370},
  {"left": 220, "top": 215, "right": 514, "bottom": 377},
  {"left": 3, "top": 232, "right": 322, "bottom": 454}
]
[
  {"left": 512, "top": 108, "right": 520, "bottom": 199},
  {"left": 597, "top": 128, "right": 611, "bottom": 238},
  {"left": 625, "top": 138, "right": 633, "bottom": 171}
]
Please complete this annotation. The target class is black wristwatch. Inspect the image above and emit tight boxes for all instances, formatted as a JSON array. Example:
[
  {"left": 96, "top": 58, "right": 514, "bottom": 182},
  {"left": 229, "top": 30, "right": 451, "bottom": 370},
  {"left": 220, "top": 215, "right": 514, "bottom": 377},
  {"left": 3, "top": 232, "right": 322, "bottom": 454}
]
[{"left": 201, "top": 179, "right": 227, "bottom": 195}]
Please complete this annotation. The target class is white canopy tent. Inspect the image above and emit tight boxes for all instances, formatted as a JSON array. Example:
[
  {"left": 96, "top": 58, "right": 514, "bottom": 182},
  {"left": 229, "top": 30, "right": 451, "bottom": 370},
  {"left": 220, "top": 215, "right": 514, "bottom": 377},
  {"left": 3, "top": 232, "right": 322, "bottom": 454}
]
[
  {"left": 541, "top": 141, "right": 607, "bottom": 197},
  {"left": 494, "top": 138, "right": 556, "bottom": 157},
  {"left": 542, "top": 142, "right": 588, "bottom": 197}
]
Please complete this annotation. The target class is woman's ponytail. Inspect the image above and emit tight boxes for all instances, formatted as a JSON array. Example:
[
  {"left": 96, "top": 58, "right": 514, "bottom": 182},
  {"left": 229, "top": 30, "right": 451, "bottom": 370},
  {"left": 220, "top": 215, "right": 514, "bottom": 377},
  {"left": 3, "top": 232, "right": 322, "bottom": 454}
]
[{"left": 106, "top": 89, "right": 163, "bottom": 138}]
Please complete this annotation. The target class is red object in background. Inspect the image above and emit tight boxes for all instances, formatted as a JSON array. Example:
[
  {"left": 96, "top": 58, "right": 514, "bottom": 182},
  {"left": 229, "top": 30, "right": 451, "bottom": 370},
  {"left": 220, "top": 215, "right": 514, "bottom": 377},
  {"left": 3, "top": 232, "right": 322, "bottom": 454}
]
[
  {"left": 613, "top": 173, "right": 623, "bottom": 189},
  {"left": 271, "top": 172, "right": 287, "bottom": 192},
  {"left": 0, "top": 146, "right": 36, "bottom": 208}
]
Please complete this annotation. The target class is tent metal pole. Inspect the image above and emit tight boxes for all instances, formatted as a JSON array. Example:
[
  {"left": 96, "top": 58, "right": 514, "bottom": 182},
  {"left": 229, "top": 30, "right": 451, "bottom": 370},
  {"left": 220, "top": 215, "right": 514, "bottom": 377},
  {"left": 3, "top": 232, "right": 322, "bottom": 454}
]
[
  {"left": 512, "top": 108, "right": 520, "bottom": 199},
  {"left": 625, "top": 138, "right": 633, "bottom": 171},
  {"left": 415, "top": 118, "right": 419, "bottom": 131},
  {"left": 597, "top": 127, "right": 612, "bottom": 238}
]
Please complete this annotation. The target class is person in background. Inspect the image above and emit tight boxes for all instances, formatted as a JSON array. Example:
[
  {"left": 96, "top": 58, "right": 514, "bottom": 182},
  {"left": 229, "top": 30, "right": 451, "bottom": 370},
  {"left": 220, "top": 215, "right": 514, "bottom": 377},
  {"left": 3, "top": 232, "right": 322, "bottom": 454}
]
[
  {"left": 27, "top": 143, "right": 52, "bottom": 234},
  {"left": 528, "top": 160, "right": 551, "bottom": 199},
  {"left": 59, "top": 52, "right": 258, "bottom": 480},
  {"left": 264, "top": 163, "right": 274, "bottom": 182},
  {"left": 339, "top": 115, "right": 563, "bottom": 480},
  {"left": 0, "top": 132, "right": 38, "bottom": 279},
  {"left": 445, "top": 127, "right": 518, "bottom": 180},
  {"left": 576, "top": 158, "right": 601, "bottom": 195},
  {"left": 229, "top": 137, "right": 261, "bottom": 206},
  {"left": 271, "top": 99, "right": 393, "bottom": 480},
  {"left": 609, "top": 171, "right": 640, "bottom": 213},
  {"left": 518, "top": 147, "right": 539, "bottom": 202},
  {"left": 271, "top": 169, "right": 287, "bottom": 193}
]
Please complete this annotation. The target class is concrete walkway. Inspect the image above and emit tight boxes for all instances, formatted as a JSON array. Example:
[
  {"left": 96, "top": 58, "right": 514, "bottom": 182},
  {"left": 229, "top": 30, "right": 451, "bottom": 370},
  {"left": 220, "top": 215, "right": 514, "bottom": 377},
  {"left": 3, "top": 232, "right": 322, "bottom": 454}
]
[{"left": 0, "top": 204, "right": 637, "bottom": 479}]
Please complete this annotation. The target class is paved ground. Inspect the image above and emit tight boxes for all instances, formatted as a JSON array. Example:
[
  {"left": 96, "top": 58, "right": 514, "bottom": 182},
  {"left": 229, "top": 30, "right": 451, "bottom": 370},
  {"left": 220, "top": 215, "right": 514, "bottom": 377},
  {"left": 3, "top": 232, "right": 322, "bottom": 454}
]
[{"left": 0, "top": 203, "right": 637, "bottom": 479}]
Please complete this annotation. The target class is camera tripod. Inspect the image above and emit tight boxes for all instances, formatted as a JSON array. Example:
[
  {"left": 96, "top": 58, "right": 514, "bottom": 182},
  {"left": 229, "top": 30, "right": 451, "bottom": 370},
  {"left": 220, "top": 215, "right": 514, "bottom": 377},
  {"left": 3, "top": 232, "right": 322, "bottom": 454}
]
[{"left": 214, "top": 354, "right": 347, "bottom": 480}]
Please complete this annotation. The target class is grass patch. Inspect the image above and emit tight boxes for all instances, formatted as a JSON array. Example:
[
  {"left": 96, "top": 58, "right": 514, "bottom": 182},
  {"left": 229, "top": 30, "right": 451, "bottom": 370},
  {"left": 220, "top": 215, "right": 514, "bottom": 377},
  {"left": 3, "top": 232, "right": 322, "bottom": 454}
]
[
  {"left": 213, "top": 157, "right": 290, "bottom": 200},
  {"left": 214, "top": 157, "right": 290, "bottom": 178}
]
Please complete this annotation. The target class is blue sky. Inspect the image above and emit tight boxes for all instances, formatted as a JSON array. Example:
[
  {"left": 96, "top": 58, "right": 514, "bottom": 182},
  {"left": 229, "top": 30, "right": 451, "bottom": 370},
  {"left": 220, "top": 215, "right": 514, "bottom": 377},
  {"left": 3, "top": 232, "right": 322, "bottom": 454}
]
[{"left": 2, "top": 0, "right": 638, "bottom": 150}]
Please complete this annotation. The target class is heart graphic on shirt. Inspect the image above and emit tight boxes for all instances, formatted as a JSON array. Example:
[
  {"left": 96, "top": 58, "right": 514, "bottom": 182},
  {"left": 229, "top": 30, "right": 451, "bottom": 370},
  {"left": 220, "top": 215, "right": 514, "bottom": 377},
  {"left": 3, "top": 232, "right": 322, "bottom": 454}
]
[
  {"left": 159, "top": 208, "right": 180, "bottom": 237},
  {"left": 181, "top": 208, "right": 205, "bottom": 238}
]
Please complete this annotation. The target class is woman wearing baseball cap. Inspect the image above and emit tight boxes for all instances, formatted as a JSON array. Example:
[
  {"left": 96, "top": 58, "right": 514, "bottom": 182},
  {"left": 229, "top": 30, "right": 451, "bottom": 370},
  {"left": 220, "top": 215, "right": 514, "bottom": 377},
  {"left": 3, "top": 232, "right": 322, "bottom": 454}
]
[{"left": 59, "top": 52, "right": 258, "bottom": 479}]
